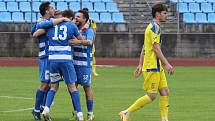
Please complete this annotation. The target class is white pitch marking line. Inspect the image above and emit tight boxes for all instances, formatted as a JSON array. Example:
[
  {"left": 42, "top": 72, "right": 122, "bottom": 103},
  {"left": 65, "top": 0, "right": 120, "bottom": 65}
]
[
  {"left": 0, "top": 96, "right": 33, "bottom": 100},
  {"left": 0, "top": 108, "right": 33, "bottom": 113}
]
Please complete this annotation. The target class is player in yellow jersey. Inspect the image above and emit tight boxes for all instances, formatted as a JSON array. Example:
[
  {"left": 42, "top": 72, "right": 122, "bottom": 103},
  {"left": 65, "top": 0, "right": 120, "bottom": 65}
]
[
  {"left": 83, "top": 8, "right": 99, "bottom": 76},
  {"left": 119, "top": 3, "right": 174, "bottom": 121}
]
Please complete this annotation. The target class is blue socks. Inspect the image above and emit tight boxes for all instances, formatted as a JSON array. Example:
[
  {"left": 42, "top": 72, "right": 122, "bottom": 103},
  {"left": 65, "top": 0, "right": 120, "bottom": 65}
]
[
  {"left": 41, "top": 87, "right": 50, "bottom": 108},
  {"left": 70, "top": 91, "right": 82, "bottom": 112},
  {"left": 87, "top": 99, "right": 93, "bottom": 112},
  {"left": 45, "top": 90, "right": 56, "bottom": 108},
  {"left": 34, "top": 89, "right": 45, "bottom": 111}
]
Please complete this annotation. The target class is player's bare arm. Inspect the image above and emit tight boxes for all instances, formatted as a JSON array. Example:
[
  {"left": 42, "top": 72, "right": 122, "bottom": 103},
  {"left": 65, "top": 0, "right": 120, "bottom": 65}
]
[
  {"left": 134, "top": 46, "right": 144, "bottom": 77},
  {"left": 153, "top": 43, "right": 174, "bottom": 75},
  {"left": 33, "top": 29, "right": 46, "bottom": 38}
]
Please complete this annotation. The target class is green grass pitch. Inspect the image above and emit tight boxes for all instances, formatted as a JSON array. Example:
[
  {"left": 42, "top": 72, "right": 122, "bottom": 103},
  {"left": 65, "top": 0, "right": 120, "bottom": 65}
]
[{"left": 0, "top": 66, "right": 215, "bottom": 121}]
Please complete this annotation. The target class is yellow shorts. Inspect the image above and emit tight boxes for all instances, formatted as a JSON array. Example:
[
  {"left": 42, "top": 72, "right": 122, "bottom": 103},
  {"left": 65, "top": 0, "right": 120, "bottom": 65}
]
[{"left": 143, "top": 69, "right": 168, "bottom": 93}]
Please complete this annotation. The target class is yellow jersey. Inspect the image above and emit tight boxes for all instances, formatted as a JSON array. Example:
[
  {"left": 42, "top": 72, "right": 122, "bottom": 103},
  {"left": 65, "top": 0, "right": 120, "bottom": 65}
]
[
  {"left": 142, "top": 20, "right": 163, "bottom": 72},
  {"left": 89, "top": 18, "right": 97, "bottom": 29}
]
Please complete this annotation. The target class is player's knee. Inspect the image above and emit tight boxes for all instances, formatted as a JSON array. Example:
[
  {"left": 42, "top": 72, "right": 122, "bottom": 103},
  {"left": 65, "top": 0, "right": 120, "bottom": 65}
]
[
  {"left": 159, "top": 88, "right": 169, "bottom": 96},
  {"left": 40, "top": 82, "right": 49, "bottom": 90},
  {"left": 147, "top": 93, "right": 157, "bottom": 101}
]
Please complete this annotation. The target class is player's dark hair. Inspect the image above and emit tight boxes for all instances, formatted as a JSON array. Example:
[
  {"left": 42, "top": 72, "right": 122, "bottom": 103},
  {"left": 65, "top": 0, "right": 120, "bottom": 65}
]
[
  {"left": 54, "top": 10, "right": 62, "bottom": 16},
  {"left": 152, "top": 3, "right": 168, "bottom": 18},
  {"left": 78, "top": 9, "right": 89, "bottom": 23},
  {"left": 82, "top": 8, "right": 89, "bottom": 13},
  {"left": 39, "top": 1, "right": 51, "bottom": 16},
  {"left": 62, "top": 9, "right": 74, "bottom": 19}
]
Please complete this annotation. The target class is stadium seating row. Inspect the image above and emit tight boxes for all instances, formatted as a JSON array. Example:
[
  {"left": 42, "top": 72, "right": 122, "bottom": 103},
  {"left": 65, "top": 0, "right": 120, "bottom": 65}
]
[
  {"left": 183, "top": 12, "right": 215, "bottom": 23},
  {"left": 177, "top": 2, "right": 215, "bottom": 13},
  {"left": 171, "top": 0, "right": 215, "bottom": 3},
  {"left": 0, "top": 11, "right": 125, "bottom": 23},
  {"left": 0, "top": 1, "right": 118, "bottom": 12}
]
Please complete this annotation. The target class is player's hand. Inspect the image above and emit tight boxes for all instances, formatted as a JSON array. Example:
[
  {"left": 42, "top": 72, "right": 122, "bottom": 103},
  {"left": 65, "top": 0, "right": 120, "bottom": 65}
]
[
  {"left": 164, "top": 63, "right": 174, "bottom": 75},
  {"left": 69, "top": 38, "right": 81, "bottom": 45},
  {"left": 134, "top": 65, "right": 142, "bottom": 78}
]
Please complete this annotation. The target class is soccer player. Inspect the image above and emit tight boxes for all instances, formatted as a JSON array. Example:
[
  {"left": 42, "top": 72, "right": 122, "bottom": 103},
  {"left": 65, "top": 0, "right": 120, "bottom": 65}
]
[
  {"left": 83, "top": 8, "right": 99, "bottom": 76},
  {"left": 31, "top": 2, "right": 55, "bottom": 121},
  {"left": 70, "top": 10, "right": 95, "bottom": 121},
  {"left": 119, "top": 3, "right": 174, "bottom": 121},
  {"left": 33, "top": 9, "right": 84, "bottom": 121}
]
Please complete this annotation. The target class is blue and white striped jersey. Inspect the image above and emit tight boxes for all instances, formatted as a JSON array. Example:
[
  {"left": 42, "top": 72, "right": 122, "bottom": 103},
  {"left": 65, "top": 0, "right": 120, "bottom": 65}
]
[
  {"left": 73, "top": 28, "right": 94, "bottom": 67},
  {"left": 38, "top": 21, "right": 80, "bottom": 62},
  {"left": 32, "top": 18, "right": 52, "bottom": 59}
]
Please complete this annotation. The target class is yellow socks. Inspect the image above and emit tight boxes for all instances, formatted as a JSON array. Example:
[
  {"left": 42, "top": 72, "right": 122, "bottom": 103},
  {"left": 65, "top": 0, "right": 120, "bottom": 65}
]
[
  {"left": 127, "top": 95, "right": 152, "bottom": 113},
  {"left": 160, "top": 96, "right": 169, "bottom": 120}
]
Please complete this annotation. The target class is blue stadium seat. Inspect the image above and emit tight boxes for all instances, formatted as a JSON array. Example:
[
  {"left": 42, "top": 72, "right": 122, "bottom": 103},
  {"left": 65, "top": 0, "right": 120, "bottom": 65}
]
[
  {"left": 102, "top": 0, "right": 113, "bottom": 2},
  {"left": 195, "top": 13, "right": 208, "bottom": 23},
  {"left": 207, "top": 0, "right": 215, "bottom": 2},
  {"left": 89, "top": 12, "right": 100, "bottom": 22},
  {"left": 194, "top": 0, "right": 207, "bottom": 3},
  {"left": 0, "top": 2, "right": 7, "bottom": 12},
  {"left": 52, "top": 0, "right": 65, "bottom": 2},
  {"left": 189, "top": 3, "right": 201, "bottom": 12},
  {"left": 7, "top": 2, "right": 19, "bottom": 12},
  {"left": 0, "top": 12, "right": 12, "bottom": 22},
  {"left": 170, "top": 0, "right": 183, "bottom": 3},
  {"left": 12, "top": 12, "right": 25, "bottom": 23},
  {"left": 112, "top": 12, "right": 125, "bottom": 23},
  {"left": 20, "top": 2, "right": 31, "bottom": 12},
  {"left": 182, "top": 0, "right": 194, "bottom": 2},
  {"left": 3, "top": 0, "right": 15, "bottom": 2},
  {"left": 56, "top": 2, "right": 68, "bottom": 11},
  {"left": 25, "top": 12, "right": 36, "bottom": 23},
  {"left": 106, "top": 2, "right": 118, "bottom": 12},
  {"left": 201, "top": 3, "right": 213, "bottom": 13},
  {"left": 37, "top": 12, "right": 41, "bottom": 20},
  {"left": 183, "top": 13, "right": 195, "bottom": 23},
  {"left": 82, "top": 2, "right": 94, "bottom": 12},
  {"left": 90, "top": 0, "right": 102, "bottom": 2},
  {"left": 94, "top": 2, "right": 107, "bottom": 12},
  {"left": 28, "top": 0, "right": 40, "bottom": 1},
  {"left": 213, "top": 3, "right": 215, "bottom": 12},
  {"left": 208, "top": 13, "right": 215, "bottom": 23},
  {"left": 32, "top": 2, "right": 40, "bottom": 12},
  {"left": 16, "top": 0, "right": 28, "bottom": 2},
  {"left": 69, "top": 2, "right": 80, "bottom": 12},
  {"left": 177, "top": 3, "right": 189, "bottom": 13},
  {"left": 100, "top": 12, "right": 113, "bottom": 23}
]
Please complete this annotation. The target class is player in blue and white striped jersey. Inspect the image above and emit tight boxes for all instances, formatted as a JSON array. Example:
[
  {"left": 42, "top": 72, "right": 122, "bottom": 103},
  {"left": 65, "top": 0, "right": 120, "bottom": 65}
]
[
  {"left": 33, "top": 9, "right": 84, "bottom": 121},
  {"left": 31, "top": 2, "right": 54, "bottom": 121},
  {"left": 70, "top": 9, "right": 95, "bottom": 121}
]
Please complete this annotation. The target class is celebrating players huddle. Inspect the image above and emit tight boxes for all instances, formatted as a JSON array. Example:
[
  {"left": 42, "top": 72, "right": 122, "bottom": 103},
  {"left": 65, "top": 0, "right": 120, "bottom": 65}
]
[{"left": 31, "top": 1, "right": 95, "bottom": 121}]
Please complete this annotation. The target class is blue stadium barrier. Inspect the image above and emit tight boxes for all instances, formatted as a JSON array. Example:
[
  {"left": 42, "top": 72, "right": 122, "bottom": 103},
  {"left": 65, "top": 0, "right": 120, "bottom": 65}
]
[
  {"left": 94, "top": 2, "right": 107, "bottom": 12},
  {"left": 3, "top": 0, "right": 15, "bottom": 2},
  {"left": 102, "top": 0, "right": 113, "bottom": 2},
  {"left": 195, "top": 12, "right": 208, "bottom": 23},
  {"left": 194, "top": 0, "right": 207, "bottom": 3},
  {"left": 183, "top": 13, "right": 196, "bottom": 23},
  {"left": 182, "top": 0, "right": 194, "bottom": 2},
  {"left": 0, "top": 12, "right": 12, "bottom": 22},
  {"left": 16, "top": 0, "right": 28, "bottom": 2},
  {"left": 112, "top": 12, "right": 125, "bottom": 23}
]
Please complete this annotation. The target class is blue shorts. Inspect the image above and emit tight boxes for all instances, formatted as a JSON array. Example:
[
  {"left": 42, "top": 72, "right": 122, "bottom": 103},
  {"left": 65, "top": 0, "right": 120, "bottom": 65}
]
[
  {"left": 39, "top": 58, "right": 50, "bottom": 83},
  {"left": 50, "top": 62, "right": 77, "bottom": 84},
  {"left": 75, "top": 66, "right": 92, "bottom": 86}
]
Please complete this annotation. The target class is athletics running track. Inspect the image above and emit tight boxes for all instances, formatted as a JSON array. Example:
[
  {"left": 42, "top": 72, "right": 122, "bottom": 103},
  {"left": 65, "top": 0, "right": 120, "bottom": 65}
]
[{"left": 0, "top": 57, "right": 215, "bottom": 66}]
